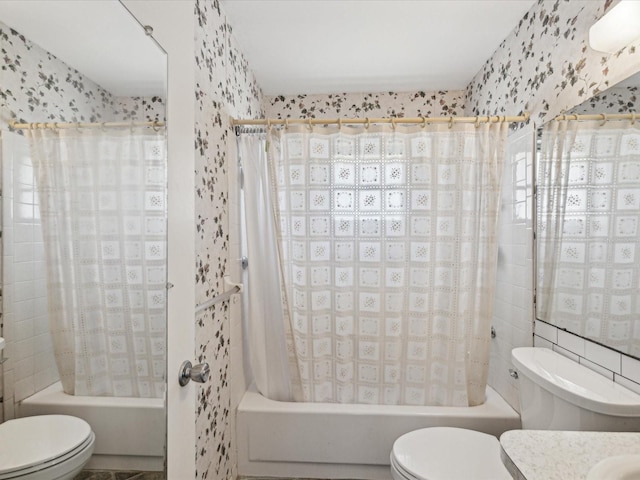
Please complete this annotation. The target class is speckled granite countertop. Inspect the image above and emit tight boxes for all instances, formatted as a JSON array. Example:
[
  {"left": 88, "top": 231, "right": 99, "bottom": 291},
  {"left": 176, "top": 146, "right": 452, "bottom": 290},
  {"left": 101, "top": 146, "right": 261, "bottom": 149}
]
[{"left": 500, "top": 430, "right": 640, "bottom": 480}]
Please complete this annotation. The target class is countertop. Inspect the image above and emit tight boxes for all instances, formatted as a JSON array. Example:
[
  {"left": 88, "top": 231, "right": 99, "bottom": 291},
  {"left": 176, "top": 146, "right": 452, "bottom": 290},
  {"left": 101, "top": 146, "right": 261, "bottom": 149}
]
[{"left": 500, "top": 430, "right": 640, "bottom": 480}]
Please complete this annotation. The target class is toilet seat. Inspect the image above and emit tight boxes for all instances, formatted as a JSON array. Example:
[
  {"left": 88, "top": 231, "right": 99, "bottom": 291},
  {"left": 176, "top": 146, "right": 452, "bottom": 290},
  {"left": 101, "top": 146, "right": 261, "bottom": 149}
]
[
  {"left": 390, "top": 427, "right": 512, "bottom": 480},
  {"left": 0, "top": 415, "right": 95, "bottom": 480}
]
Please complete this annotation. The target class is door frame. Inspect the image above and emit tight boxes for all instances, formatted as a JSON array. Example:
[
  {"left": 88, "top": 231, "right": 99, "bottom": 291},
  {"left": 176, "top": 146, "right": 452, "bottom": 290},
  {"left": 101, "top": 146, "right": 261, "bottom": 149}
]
[{"left": 120, "top": 2, "right": 197, "bottom": 478}]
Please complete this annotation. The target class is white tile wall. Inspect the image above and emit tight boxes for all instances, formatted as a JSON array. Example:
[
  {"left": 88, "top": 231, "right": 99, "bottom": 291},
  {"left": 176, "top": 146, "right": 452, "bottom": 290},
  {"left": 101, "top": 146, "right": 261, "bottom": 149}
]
[
  {"left": 488, "top": 125, "right": 535, "bottom": 412},
  {"left": 490, "top": 124, "right": 640, "bottom": 412},
  {"left": 534, "top": 320, "right": 640, "bottom": 393},
  {"left": 1, "top": 131, "right": 59, "bottom": 420}
]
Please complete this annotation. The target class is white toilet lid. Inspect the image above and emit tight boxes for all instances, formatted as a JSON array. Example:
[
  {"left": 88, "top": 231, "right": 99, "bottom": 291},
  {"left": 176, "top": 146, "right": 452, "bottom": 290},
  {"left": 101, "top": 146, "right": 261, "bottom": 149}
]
[
  {"left": 391, "top": 427, "right": 512, "bottom": 480},
  {"left": 0, "top": 415, "right": 93, "bottom": 475}
]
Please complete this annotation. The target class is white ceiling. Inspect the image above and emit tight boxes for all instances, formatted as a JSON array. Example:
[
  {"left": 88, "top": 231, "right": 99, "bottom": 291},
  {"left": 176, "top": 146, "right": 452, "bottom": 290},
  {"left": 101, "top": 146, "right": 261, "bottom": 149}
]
[
  {"left": 221, "top": 0, "right": 536, "bottom": 95},
  {"left": 0, "top": 0, "right": 166, "bottom": 97}
]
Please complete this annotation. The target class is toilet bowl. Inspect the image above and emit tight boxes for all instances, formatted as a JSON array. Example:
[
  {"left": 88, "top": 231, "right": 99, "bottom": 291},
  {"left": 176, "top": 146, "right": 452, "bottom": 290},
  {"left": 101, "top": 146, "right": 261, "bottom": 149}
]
[
  {"left": 390, "top": 347, "right": 640, "bottom": 480},
  {"left": 0, "top": 414, "right": 95, "bottom": 480},
  {"left": 390, "top": 427, "right": 511, "bottom": 480}
]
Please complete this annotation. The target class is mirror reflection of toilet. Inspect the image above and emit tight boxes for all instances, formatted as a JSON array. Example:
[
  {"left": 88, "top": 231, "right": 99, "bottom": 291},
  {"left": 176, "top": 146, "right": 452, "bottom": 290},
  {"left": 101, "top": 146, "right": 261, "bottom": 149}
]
[
  {"left": 0, "top": 338, "right": 95, "bottom": 480},
  {"left": 390, "top": 347, "right": 640, "bottom": 480}
]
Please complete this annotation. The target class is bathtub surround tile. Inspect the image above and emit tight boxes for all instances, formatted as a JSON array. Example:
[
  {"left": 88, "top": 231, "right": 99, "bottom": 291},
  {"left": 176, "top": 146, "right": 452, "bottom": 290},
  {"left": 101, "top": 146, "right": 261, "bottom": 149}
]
[
  {"left": 533, "top": 325, "right": 640, "bottom": 392},
  {"left": 552, "top": 344, "right": 580, "bottom": 363},
  {"left": 557, "top": 330, "right": 585, "bottom": 358},
  {"left": 621, "top": 355, "right": 640, "bottom": 385},
  {"left": 580, "top": 357, "right": 614, "bottom": 381},
  {"left": 535, "top": 320, "right": 557, "bottom": 344},
  {"left": 614, "top": 374, "right": 640, "bottom": 395},
  {"left": 486, "top": 126, "right": 535, "bottom": 411},
  {"left": 585, "top": 342, "right": 621, "bottom": 374}
]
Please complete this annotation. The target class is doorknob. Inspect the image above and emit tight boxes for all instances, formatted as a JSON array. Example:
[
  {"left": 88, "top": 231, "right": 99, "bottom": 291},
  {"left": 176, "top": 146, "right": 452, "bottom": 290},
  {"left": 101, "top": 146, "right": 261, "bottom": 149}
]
[{"left": 178, "top": 360, "right": 210, "bottom": 386}]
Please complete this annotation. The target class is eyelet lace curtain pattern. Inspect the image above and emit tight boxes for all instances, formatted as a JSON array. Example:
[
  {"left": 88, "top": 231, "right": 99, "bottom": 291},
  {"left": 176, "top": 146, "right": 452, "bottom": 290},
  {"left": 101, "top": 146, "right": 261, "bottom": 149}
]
[
  {"left": 538, "top": 120, "right": 640, "bottom": 356},
  {"left": 27, "top": 127, "right": 167, "bottom": 398},
  {"left": 259, "top": 122, "right": 507, "bottom": 406}
]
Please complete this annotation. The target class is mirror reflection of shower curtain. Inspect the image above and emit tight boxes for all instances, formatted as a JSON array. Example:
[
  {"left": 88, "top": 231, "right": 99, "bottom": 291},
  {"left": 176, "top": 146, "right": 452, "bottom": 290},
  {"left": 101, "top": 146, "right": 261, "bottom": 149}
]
[
  {"left": 538, "top": 120, "right": 640, "bottom": 355},
  {"left": 242, "top": 123, "right": 508, "bottom": 406},
  {"left": 26, "top": 127, "right": 167, "bottom": 398}
]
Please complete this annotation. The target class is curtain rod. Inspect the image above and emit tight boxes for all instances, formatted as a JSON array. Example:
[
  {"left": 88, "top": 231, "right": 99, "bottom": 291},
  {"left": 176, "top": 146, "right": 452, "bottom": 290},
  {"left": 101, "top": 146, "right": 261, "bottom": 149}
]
[
  {"left": 230, "top": 113, "right": 530, "bottom": 128},
  {"left": 8, "top": 120, "right": 165, "bottom": 131},
  {"left": 554, "top": 112, "right": 638, "bottom": 124}
]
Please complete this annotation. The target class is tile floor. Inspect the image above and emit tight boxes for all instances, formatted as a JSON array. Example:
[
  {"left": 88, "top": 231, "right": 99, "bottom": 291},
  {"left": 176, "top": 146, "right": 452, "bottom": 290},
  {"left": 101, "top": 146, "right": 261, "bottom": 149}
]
[{"left": 74, "top": 471, "right": 165, "bottom": 480}]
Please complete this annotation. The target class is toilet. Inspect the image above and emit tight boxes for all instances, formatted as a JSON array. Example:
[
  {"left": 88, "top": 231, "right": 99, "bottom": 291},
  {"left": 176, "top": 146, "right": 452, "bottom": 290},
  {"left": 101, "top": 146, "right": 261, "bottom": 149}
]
[
  {"left": 390, "top": 426, "right": 511, "bottom": 480},
  {"left": 390, "top": 347, "right": 640, "bottom": 480},
  {"left": 0, "top": 414, "right": 95, "bottom": 480}
]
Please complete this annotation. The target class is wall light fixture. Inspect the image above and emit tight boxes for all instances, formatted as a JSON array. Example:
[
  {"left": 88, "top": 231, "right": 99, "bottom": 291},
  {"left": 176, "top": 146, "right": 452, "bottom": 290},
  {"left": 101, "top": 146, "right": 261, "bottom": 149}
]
[{"left": 589, "top": 0, "right": 640, "bottom": 53}]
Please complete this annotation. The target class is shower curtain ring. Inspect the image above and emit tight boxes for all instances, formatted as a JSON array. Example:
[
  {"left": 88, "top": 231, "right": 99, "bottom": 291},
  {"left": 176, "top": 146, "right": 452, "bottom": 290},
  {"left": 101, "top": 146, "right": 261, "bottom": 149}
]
[
  {"left": 365, "top": 118, "right": 370, "bottom": 129},
  {"left": 152, "top": 121, "right": 161, "bottom": 132},
  {"left": 600, "top": 113, "right": 608, "bottom": 126},
  {"left": 391, "top": 117, "right": 397, "bottom": 131},
  {"left": 474, "top": 116, "right": 481, "bottom": 128},
  {"left": 448, "top": 116, "right": 454, "bottom": 129},
  {"left": 308, "top": 118, "right": 314, "bottom": 131},
  {"left": 421, "top": 116, "right": 427, "bottom": 129},
  {"left": 285, "top": 118, "right": 289, "bottom": 130},
  {"left": 631, "top": 113, "right": 637, "bottom": 125}
]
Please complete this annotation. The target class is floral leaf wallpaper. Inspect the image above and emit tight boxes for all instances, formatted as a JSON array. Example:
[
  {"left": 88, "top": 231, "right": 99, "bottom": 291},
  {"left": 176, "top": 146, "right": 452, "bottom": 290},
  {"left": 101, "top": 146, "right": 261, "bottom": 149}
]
[
  {"left": 265, "top": 90, "right": 465, "bottom": 119},
  {"left": 0, "top": 21, "right": 165, "bottom": 128},
  {"left": 193, "top": 1, "right": 263, "bottom": 479},
  {"left": 465, "top": 0, "right": 640, "bottom": 123}
]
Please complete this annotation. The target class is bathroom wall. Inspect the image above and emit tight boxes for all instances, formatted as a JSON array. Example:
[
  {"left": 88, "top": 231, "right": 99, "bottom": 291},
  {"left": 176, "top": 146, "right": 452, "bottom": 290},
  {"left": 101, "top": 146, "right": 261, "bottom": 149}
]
[
  {"left": 0, "top": 131, "right": 55, "bottom": 420},
  {"left": 571, "top": 84, "right": 638, "bottom": 114},
  {"left": 465, "top": 0, "right": 640, "bottom": 410},
  {"left": 192, "top": 1, "right": 263, "bottom": 479},
  {"left": 490, "top": 126, "right": 535, "bottom": 410},
  {"left": 0, "top": 19, "right": 165, "bottom": 421},
  {"left": 264, "top": 90, "right": 465, "bottom": 118}
]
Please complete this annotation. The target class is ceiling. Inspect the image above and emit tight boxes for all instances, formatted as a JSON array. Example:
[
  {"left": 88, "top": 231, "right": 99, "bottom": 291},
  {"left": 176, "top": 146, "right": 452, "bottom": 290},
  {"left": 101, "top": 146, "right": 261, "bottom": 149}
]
[
  {"left": 0, "top": 0, "right": 166, "bottom": 97},
  {"left": 221, "top": 0, "right": 536, "bottom": 95}
]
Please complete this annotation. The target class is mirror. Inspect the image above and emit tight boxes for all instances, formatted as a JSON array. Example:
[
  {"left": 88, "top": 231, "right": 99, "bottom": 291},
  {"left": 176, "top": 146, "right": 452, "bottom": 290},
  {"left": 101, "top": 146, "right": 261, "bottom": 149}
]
[
  {"left": 536, "top": 71, "right": 640, "bottom": 358},
  {"left": 0, "top": 0, "right": 167, "bottom": 475}
]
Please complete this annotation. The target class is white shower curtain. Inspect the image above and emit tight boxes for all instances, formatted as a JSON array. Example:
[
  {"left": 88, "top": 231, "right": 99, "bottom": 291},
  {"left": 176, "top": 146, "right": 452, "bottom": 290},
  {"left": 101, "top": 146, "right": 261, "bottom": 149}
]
[
  {"left": 242, "top": 122, "right": 507, "bottom": 406},
  {"left": 238, "top": 133, "right": 294, "bottom": 401},
  {"left": 538, "top": 120, "right": 640, "bottom": 355},
  {"left": 27, "top": 127, "right": 167, "bottom": 398}
]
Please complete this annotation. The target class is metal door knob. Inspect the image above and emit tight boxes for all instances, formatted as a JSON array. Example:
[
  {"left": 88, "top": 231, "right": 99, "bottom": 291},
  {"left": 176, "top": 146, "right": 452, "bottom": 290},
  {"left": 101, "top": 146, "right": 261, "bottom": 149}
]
[{"left": 178, "top": 360, "right": 210, "bottom": 386}]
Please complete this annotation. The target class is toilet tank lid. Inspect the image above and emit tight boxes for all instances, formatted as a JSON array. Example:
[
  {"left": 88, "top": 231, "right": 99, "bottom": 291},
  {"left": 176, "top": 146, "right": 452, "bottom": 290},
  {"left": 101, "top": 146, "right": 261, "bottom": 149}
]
[{"left": 512, "top": 347, "right": 640, "bottom": 417}]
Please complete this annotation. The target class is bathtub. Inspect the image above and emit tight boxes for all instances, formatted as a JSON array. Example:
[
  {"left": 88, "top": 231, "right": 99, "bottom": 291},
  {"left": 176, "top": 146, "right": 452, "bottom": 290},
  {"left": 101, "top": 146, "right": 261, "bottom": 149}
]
[
  {"left": 18, "top": 381, "right": 165, "bottom": 471},
  {"left": 237, "top": 385, "right": 521, "bottom": 480}
]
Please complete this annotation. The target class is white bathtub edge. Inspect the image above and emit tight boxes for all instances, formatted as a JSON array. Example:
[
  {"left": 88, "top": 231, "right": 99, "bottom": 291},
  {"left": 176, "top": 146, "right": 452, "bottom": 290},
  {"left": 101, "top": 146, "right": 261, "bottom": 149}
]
[
  {"left": 237, "top": 385, "right": 521, "bottom": 480},
  {"left": 18, "top": 381, "right": 165, "bottom": 470}
]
